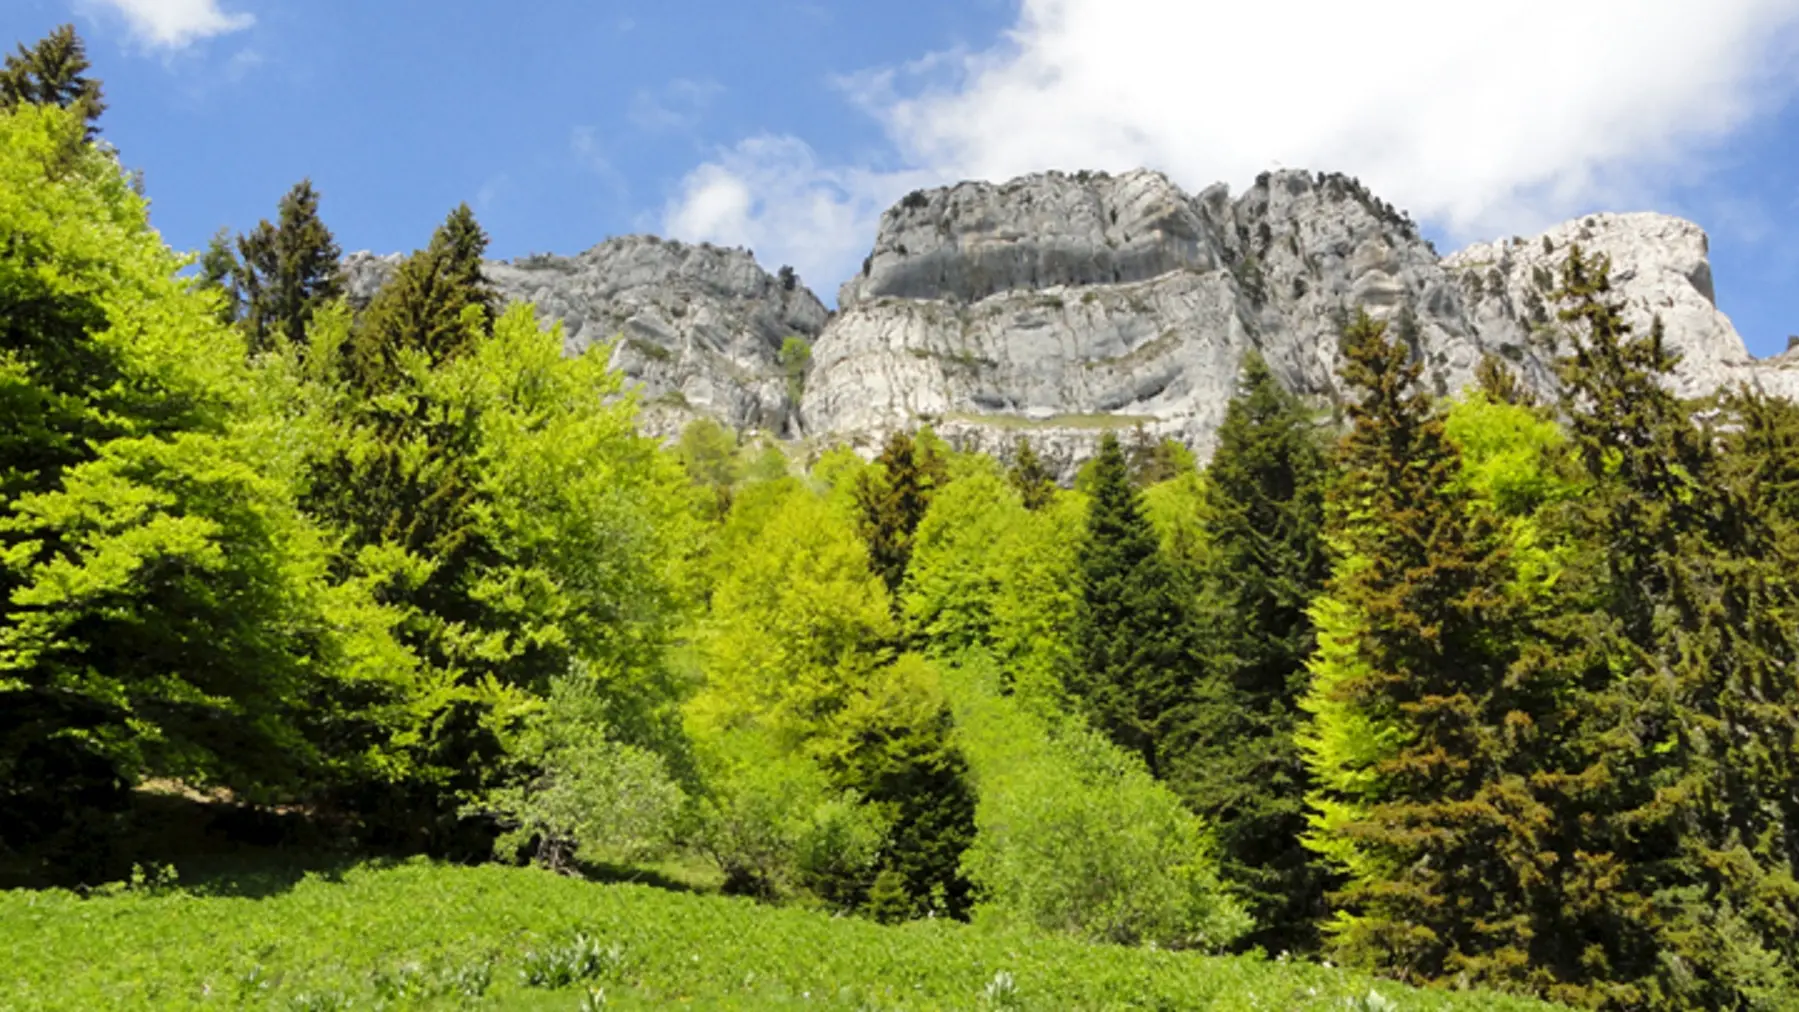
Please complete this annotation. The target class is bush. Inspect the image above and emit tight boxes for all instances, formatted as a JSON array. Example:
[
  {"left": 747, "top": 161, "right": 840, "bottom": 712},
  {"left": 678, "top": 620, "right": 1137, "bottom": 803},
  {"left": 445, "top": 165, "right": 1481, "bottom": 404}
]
[{"left": 943, "top": 657, "right": 1250, "bottom": 949}]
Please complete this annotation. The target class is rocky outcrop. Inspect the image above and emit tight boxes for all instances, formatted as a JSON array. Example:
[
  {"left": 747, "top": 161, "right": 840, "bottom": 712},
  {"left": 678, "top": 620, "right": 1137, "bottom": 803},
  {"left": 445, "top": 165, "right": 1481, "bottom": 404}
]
[
  {"left": 343, "top": 236, "right": 829, "bottom": 436},
  {"left": 343, "top": 170, "right": 1792, "bottom": 477},
  {"left": 805, "top": 168, "right": 1790, "bottom": 476}
]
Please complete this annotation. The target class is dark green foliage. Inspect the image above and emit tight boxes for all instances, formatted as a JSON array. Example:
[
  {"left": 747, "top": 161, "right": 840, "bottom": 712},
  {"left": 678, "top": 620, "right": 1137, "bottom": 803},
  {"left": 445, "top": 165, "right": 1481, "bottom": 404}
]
[
  {"left": 196, "top": 227, "right": 243, "bottom": 326},
  {"left": 0, "top": 25, "right": 103, "bottom": 136},
  {"left": 1301, "top": 311, "right": 1563, "bottom": 992},
  {"left": 1170, "top": 352, "right": 1333, "bottom": 954},
  {"left": 346, "top": 203, "right": 495, "bottom": 394},
  {"left": 854, "top": 430, "right": 949, "bottom": 598},
  {"left": 1527, "top": 246, "right": 1799, "bottom": 1009},
  {"left": 233, "top": 180, "right": 344, "bottom": 355},
  {"left": 1007, "top": 438, "right": 1056, "bottom": 510},
  {"left": 1068, "top": 432, "right": 1201, "bottom": 775},
  {"left": 1474, "top": 351, "right": 1530, "bottom": 406}
]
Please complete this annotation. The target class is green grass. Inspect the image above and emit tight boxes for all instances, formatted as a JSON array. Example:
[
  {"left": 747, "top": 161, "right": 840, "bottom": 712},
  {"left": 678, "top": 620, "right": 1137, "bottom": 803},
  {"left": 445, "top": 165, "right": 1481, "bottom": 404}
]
[{"left": 0, "top": 859, "right": 1564, "bottom": 1011}]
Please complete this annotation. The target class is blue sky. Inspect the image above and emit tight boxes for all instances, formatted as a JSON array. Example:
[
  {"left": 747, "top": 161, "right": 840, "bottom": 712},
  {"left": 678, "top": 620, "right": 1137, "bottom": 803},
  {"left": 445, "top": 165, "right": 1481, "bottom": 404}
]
[{"left": 6, "top": 0, "right": 1799, "bottom": 357}]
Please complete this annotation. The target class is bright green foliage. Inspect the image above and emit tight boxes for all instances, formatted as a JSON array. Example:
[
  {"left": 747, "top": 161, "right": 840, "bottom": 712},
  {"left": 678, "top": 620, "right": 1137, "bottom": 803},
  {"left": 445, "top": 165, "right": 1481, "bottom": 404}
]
[
  {"left": 1525, "top": 247, "right": 1799, "bottom": 1010},
  {"left": 691, "top": 485, "right": 975, "bottom": 916},
  {"left": 1068, "top": 431, "right": 1201, "bottom": 775},
  {"left": 688, "top": 724, "right": 887, "bottom": 902},
  {"left": 903, "top": 470, "right": 1081, "bottom": 701},
  {"left": 0, "top": 860, "right": 1563, "bottom": 1011},
  {"left": 1006, "top": 437, "right": 1057, "bottom": 510},
  {"left": 855, "top": 429, "right": 951, "bottom": 598},
  {"left": 674, "top": 416, "right": 740, "bottom": 520},
  {"left": 1298, "top": 311, "right": 1567, "bottom": 991},
  {"left": 778, "top": 335, "right": 811, "bottom": 407},
  {"left": 0, "top": 25, "right": 103, "bottom": 136},
  {"left": 1170, "top": 351, "right": 1334, "bottom": 954},
  {"left": 475, "top": 668, "right": 685, "bottom": 872},
  {"left": 946, "top": 656, "right": 1250, "bottom": 949},
  {"left": 231, "top": 179, "right": 344, "bottom": 354},
  {"left": 304, "top": 247, "right": 689, "bottom": 846},
  {"left": 0, "top": 104, "right": 410, "bottom": 866},
  {"left": 689, "top": 483, "right": 894, "bottom": 745}
]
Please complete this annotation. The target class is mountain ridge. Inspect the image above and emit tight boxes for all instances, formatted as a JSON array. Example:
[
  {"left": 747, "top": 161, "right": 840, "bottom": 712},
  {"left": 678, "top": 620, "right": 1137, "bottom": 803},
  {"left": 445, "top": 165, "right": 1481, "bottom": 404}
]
[{"left": 342, "top": 167, "right": 1796, "bottom": 472}]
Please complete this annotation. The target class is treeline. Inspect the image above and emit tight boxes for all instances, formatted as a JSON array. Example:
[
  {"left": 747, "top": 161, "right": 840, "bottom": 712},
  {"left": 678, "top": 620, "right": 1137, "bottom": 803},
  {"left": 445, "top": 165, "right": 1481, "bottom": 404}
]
[{"left": 6, "top": 25, "right": 1799, "bottom": 1012}]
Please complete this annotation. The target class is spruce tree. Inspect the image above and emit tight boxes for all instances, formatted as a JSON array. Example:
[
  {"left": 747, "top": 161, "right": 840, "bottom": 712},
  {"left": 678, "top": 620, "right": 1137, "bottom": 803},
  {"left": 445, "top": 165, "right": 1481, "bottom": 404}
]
[
  {"left": 305, "top": 206, "right": 507, "bottom": 850},
  {"left": 1299, "top": 311, "right": 1564, "bottom": 990},
  {"left": 1007, "top": 437, "right": 1056, "bottom": 511},
  {"left": 0, "top": 25, "right": 103, "bottom": 136},
  {"left": 346, "top": 202, "right": 495, "bottom": 392},
  {"left": 1068, "top": 432, "right": 1200, "bottom": 775},
  {"left": 1170, "top": 351, "right": 1334, "bottom": 954},
  {"left": 234, "top": 179, "right": 344, "bottom": 355},
  {"left": 1535, "top": 246, "right": 1799, "bottom": 1009},
  {"left": 854, "top": 429, "right": 949, "bottom": 598}
]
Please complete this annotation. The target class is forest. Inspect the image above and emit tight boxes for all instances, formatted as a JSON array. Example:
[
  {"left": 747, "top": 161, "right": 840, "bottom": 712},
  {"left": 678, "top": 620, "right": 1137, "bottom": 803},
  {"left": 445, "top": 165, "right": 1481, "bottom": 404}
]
[{"left": 5, "top": 25, "right": 1799, "bottom": 1012}]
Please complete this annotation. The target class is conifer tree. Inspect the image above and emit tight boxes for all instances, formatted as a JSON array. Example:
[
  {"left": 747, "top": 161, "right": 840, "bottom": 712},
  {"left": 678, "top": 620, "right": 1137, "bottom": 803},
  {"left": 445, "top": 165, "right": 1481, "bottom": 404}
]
[
  {"left": 196, "top": 227, "right": 243, "bottom": 326},
  {"left": 345, "top": 202, "right": 494, "bottom": 392},
  {"left": 1007, "top": 437, "right": 1056, "bottom": 511},
  {"left": 1170, "top": 351, "right": 1333, "bottom": 954},
  {"left": 1533, "top": 246, "right": 1799, "bottom": 1009},
  {"left": 234, "top": 179, "right": 344, "bottom": 355},
  {"left": 1299, "top": 311, "right": 1563, "bottom": 989},
  {"left": 854, "top": 429, "right": 949, "bottom": 598},
  {"left": 1068, "top": 432, "right": 1200, "bottom": 775},
  {"left": 1474, "top": 351, "right": 1531, "bottom": 406},
  {"left": 0, "top": 25, "right": 103, "bottom": 136}
]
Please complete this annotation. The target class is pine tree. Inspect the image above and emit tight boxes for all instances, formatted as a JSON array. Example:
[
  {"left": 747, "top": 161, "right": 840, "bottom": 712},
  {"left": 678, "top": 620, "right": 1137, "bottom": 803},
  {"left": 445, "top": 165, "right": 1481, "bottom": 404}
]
[
  {"left": 1533, "top": 246, "right": 1799, "bottom": 1009},
  {"left": 0, "top": 25, "right": 104, "bottom": 136},
  {"left": 1299, "top": 311, "right": 1565, "bottom": 989},
  {"left": 1169, "top": 351, "right": 1334, "bottom": 954},
  {"left": 1007, "top": 437, "right": 1056, "bottom": 511},
  {"left": 854, "top": 429, "right": 949, "bottom": 598},
  {"left": 234, "top": 180, "right": 344, "bottom": 355},
  {"left": 1068, "top": 432, "right": 1201, "bottom": 775}
]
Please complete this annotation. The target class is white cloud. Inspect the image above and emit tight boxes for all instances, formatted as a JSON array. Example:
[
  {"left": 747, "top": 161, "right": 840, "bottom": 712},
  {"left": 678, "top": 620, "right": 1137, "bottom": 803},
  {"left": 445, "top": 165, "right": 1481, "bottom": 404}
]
[
  {"left": 628, "top": 78, "right": 724, "bottom": 134},
  {"left": 86, "top": 0, "right": 254, "bottom": 49},
  {"left": 663, "top": 135, "right": 934, "bottom": 299},
  {"left": 666, "top": 0, "right": 1799, "bottom": 293}
]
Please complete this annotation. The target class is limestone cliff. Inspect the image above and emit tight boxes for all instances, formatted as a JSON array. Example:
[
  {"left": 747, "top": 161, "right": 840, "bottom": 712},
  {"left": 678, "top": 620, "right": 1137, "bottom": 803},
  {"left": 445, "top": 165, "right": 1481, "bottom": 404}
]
[{"left": 343, "top": 236, "right": 829, "bottom": 437}]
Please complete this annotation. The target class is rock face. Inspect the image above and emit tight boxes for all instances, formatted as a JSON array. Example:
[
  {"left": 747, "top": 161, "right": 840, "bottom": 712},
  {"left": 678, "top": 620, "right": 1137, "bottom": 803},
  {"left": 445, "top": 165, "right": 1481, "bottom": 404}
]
[
  {"left": 343, "top": 236, "right": 829, "bottom": 436},
  {"left": 344, "top": 170, "right": 1793, "bottom": 477},
  {"left": 805, "top": 168, "right": 1792, "bottom": 475}
]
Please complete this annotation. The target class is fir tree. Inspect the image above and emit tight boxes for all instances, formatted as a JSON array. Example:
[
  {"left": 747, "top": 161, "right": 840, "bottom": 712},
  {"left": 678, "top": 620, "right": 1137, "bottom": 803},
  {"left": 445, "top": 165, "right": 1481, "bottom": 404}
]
[
  {"left": 196, "top": 227, "right": 243, "bottom": 326},
  {"left": 234, "top": 179, "right": 344, "bottom": 355},
  {"left": 1474, "top": 351, "right": 1531, "bottom": 406},
  {"left": 345, "top": 202, "right": 495, "bottom": 392},
  {"left": 0, "top": 25, "right": 104, "bottom": 136},
  {"left": 1299, "top": 311, "right": 1564, "bottom": 990},
  {"left": 1006, "top": 438, "right": 1056, "bottom": 511},
  {"left": 1170, "top": 351, "right": 1334, "bottom": 954},
  {"left": 1533, "top": 246, "right": 1799, "bottom": 1009},
  {"left": 1068, "top": 432, "right": 1201, "bottom": 775},
  {"left": 854, "top": 429, "right": 949, "bottom": 598}
]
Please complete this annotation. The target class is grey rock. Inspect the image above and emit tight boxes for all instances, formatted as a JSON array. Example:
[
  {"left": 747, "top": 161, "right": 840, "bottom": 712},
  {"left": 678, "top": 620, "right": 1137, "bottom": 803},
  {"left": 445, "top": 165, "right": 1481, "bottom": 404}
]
[
  {"left": 806, "top": 168, "right": 1794, "bottom": 478},
  {"left": 342, "top": 236, "right": 829, "bottom": 437}
]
